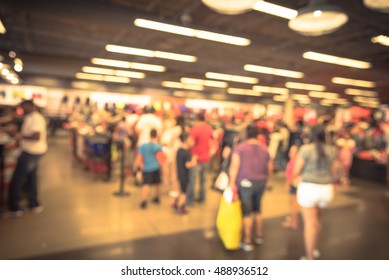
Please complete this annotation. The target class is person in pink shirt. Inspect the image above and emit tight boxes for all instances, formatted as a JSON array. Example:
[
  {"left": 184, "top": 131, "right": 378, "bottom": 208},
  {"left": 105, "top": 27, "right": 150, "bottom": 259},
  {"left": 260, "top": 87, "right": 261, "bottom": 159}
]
[{"left": 187, "top": 113, "right": 214, "bottom": 206}]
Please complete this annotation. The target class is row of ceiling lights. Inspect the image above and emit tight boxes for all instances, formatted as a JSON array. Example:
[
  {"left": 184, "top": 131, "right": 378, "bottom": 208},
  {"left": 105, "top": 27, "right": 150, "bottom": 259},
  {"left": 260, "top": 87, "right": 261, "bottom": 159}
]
[
  {"left": 202, "top": 0, "right": 388, "bottom": 37},
  {"left": 67, "top": 1, "right": 384, "bottom": 109},
  {"left": 0, "top": 51, "right": 23, "bottom": 85}
]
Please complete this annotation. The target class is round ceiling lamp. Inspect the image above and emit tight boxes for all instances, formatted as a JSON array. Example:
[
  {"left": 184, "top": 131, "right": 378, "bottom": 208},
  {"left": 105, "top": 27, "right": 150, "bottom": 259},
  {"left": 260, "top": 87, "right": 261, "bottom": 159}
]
[
  {"left": 364, "top": 0, "right": 389, "bottom": 13},
  {"left": 288, "top": 0, "right": 348, "bottom": 36},
  {"left": 201, "top": 0, "right": 257, "bottom": 15}
]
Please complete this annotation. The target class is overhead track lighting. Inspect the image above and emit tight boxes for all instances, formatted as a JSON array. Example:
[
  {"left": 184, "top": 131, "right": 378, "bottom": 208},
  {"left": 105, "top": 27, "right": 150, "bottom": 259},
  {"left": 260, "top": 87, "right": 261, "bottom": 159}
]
[
  {"left": 201, "top": 0, "right": 257, "bottom": 15},
  {"left": 288, "top": 0, "right": 348, "bottom": 36},
  {"left": 134, "top": 18, "right": 250, "bottom": 46},
  {"left": 303, "top": 51, "right": 372, "bottom": 69}
]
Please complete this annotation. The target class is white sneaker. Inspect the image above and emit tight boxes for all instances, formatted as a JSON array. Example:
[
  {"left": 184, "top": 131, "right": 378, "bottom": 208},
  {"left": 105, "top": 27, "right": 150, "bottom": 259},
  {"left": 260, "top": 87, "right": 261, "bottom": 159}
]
[
  {"left": 2, "top": 210, "right": 23, "bottom": 219},
  {"left": 240, "top": 242, "right": 254, "bottom": 252},
  {"left": 29, "top": 206, "right": 44, "bottom": 214},
  {"left": 253, "top": 236, "right": 264, "bottom": 245},
  {"left": 313, "top": 249, "right": 321, "bottom": 259}
]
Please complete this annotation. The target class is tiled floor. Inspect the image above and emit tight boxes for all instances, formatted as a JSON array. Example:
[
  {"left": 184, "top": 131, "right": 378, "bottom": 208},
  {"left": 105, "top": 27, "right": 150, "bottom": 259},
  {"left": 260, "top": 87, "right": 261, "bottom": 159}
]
[{"left": 0, "top": 134, "right": 388, "bottom": 260}]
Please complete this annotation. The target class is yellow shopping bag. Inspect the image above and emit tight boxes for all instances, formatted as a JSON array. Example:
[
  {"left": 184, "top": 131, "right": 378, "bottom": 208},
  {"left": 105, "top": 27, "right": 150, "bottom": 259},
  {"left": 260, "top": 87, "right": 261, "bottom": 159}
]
[{"left": 216, "top": 189, "right": 242, "bottom": 250}]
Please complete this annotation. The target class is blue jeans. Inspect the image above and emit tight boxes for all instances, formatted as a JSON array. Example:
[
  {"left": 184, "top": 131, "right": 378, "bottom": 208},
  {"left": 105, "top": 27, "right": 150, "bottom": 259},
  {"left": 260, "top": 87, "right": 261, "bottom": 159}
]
[
  {"left": 187, "top": 162, "right": 209, "bottom": 205},
  {"left": 8, "top": 151, "right": 43, "bottom": 211}
]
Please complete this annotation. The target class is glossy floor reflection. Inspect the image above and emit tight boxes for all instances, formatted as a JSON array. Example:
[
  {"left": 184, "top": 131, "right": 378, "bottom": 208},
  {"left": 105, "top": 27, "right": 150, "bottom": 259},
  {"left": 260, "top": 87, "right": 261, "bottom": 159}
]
[{"left": 1, "top": 135, "right": 388, "bottom": 260}]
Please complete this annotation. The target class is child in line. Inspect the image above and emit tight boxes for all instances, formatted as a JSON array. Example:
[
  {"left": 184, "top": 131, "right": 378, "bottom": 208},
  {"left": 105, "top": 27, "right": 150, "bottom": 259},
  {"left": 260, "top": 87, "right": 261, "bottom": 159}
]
[
  {"left": 283, "top": 145, "right": 299, "bottom": 230},
  {"left": 173, "top": 132, "right": 197, "bottom": 215},
  {"left": 135, "top": 129, "right": 164, "bottom": 209}
]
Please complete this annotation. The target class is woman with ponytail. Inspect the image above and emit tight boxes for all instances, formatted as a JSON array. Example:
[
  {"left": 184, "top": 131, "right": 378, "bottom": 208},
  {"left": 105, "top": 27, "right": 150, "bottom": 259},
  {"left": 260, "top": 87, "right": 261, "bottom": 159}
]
[{"left": 293, "top": 125, "right": 342, "bottom": 260}]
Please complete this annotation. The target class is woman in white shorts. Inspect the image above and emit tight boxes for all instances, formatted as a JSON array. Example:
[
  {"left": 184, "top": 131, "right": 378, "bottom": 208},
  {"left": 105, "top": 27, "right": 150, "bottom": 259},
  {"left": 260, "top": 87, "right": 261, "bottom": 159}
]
[{"left": 293, "top": 125, "right": 341, "bottom": 260}]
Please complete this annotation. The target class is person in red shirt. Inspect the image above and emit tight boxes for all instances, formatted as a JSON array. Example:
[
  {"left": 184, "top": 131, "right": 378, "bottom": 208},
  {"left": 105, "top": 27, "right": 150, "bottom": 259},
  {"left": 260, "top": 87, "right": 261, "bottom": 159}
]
[{"left": 187, "top": 113, "right": 214, "bottom": 205}]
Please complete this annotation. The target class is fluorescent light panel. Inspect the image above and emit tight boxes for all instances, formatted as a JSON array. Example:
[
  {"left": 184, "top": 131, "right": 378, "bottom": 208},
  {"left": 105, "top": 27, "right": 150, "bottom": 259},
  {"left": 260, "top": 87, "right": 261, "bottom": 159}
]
[
  {"left": 82, "top": 66, "right": 145, "bottom": 79},
  {"left": 106, "top": 44, "right": 197, "bottom": 62},
  {"left": 252, "top": 85, "right": 289, "bottom": 94},
  {"left": 286, "top": 82, "right": 326, "bottom": 91},
  {"left": 244, "top": 64, "right": 304, "bottom": 78},
  {"left": 331, "top": 77, "right": 376, "bottom": 88},
  {"left": 371, "top": 35, "right": 389, "bottom": 47},
  {"left": 227, "top": 88, "right": 262, "bottom": 96},
  {"left": 180, "top": 77, "right": 227, "bottom": 88},
  {"left": 91, "top": 58, "right": 166, "bottom": 72},
  {"left": 308, "top": 91, "right": 339, "bottom": 99},
  {"left": 205, "top": 72, "right": 258, "bottom": 84},
  {"left": 345, "top": 88, "right": 378, "bottom": 97},
  {"left": 253, "top": 1, "right": 298, "bottom": 19},
  {"left": 273, "top": 95, "right": 288, "bottom": 102},
  {"left": 75, "top": 73, "right": 130, "bottom": 83},
  {"left": 303, "top": 51, "right": 372, "bottom": 69},
  {"left": 162, "top": 81, "right": 203, "bottom": 91},
  {"left": 0, "top": 19, "right": 6, "bottom": 34},
  {"left": 134, "top": 18, "right": 250, "bottom": 46}
]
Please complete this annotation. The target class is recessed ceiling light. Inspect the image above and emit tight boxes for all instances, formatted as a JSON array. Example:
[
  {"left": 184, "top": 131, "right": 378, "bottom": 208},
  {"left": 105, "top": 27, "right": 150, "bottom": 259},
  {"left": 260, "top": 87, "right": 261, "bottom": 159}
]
[
  {"left": 285, "top": 82, "right": 326, "bottom": 91},
  {"left": 303, "top": 51, "right": 372, "bottom": 69},
  {"left": 244, "top": 64, "right": 304, "bottom": 78},
  {"left": 134, "top": 18, "right": 251, "bottom": 46}
]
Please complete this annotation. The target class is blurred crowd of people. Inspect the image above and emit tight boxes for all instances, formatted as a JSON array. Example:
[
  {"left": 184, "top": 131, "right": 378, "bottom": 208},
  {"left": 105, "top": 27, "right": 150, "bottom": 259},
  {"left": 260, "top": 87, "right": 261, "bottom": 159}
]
[{"left": 2, "top": 96, "right": 389, "bottom": 259}]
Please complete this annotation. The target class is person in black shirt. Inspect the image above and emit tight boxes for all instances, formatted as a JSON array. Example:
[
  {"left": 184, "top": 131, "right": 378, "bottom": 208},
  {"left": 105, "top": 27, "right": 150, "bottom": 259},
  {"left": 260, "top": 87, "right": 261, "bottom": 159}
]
[{"left": 174, "top": 132, "right": 197, "bottom": 215}]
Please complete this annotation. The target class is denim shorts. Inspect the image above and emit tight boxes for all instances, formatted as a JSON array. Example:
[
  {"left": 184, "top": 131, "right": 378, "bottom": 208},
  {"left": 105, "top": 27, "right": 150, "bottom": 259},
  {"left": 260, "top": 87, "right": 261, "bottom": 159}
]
[{"left": 238, "top": 179, "right": 266, "bottom": 216}]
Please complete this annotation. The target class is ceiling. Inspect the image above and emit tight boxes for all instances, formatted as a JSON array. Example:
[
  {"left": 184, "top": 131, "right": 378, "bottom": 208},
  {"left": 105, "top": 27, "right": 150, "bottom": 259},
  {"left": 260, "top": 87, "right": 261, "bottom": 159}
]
[{"left": 0, "top": 0, "right": 388, "bottom": 105}]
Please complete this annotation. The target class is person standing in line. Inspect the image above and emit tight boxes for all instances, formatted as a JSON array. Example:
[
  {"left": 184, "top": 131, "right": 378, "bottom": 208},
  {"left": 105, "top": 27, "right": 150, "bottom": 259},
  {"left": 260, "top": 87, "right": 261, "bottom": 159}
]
[
  {"left": 292, "top": 125, "right": 343, "bottom": 260},
  {"left": 187, "top": 113, "right": 214, "bottom": 206},
  {"left": 160, "top": 114, "right": 185, "bottom": 199},
  {"left": 173, "top": 132, "right": 197, "bottom": 215},
  {"left": 135, "top": 129, "right": 164, "bottom": 209},
  {"left": 336, "top": 131, "right": 356, "bottom": 180},
  {"left": 135, "top": 106, "right": 162, "bottom": 147},
  {"left": 229, "top": 125, "right": 273, "bottom": 252},
  {"left": 5, "top": 100, "right": 47, "bottom": 218},
  {"left": 283, "top": 144, "right": 300, "bottom": 230}
]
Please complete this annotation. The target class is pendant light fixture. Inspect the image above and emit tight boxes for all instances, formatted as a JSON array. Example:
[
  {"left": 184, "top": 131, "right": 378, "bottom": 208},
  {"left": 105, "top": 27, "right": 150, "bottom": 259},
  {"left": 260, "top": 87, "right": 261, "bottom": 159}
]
[
  {"left": 201, "top": 0, "right": 257, "bottom": 15},
  {"left": 288, "top": 0, "right": 348, "bottom": 36},
  {"left": 364, "top": 0, "right": 389, "bottom": 13}
]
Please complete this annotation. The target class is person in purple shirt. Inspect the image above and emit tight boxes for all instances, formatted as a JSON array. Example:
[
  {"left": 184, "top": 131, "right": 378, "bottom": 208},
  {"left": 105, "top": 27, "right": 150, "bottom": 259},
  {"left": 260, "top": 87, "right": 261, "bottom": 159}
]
[{"left": 229, "top": 125, "right": 273, "bottom": 252}]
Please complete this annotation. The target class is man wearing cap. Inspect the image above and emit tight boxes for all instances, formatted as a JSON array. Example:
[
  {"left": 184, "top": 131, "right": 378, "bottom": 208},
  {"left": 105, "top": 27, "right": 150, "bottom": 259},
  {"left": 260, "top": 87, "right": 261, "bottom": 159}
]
[{"left": 5, "top": 100, "right": 47, "bottom": 218}]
